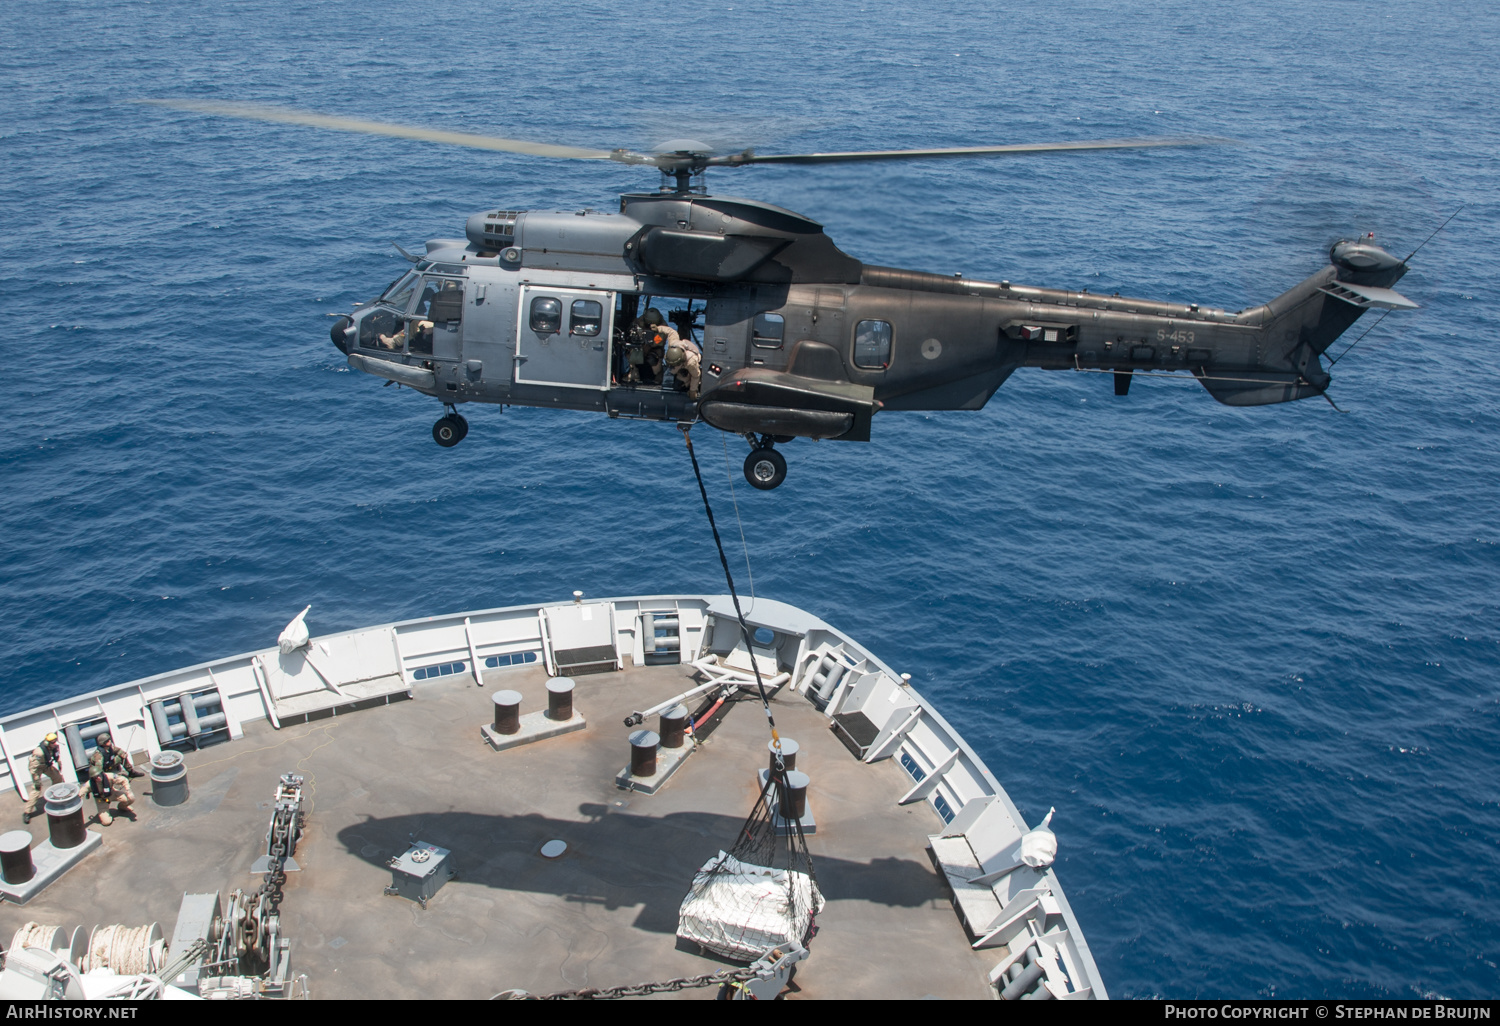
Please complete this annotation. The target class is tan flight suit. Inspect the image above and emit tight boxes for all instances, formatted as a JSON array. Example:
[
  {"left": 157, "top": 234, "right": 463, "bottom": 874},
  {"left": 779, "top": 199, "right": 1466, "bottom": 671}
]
[
  {"left": 377, "top": 319, "right": 432, "bottom": 351},
  {"left": 638, "top": 320, "right": 678, "bottom": 386},
  {"left": 87, "top": 746, "right": 135, "bottom": 826},
  {"left": 665, "top": 335, "right": 702, "bottom": 398},
  {"left": 22, "top": 744, "right": 64, "bottom": 820}
]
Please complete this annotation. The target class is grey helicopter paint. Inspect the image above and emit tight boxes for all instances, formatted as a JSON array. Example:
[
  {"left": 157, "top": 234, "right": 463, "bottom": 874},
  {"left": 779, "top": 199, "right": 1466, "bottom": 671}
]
[{"left": 145, "top": 101, "right": 1420, "bottom": 490}]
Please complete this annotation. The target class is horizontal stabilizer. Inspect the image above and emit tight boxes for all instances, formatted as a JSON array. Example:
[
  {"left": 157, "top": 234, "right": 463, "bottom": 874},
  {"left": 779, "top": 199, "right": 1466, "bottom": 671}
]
[{"left": 1319, "top": 281, "right": 1419, "bottom": 310}]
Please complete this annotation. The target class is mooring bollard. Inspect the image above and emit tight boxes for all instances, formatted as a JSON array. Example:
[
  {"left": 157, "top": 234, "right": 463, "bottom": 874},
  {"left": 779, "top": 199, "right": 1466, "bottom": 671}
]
[
  {"left": 0, "top": 830, "right": 35, "bottom": 884},
  {"left": 659, "top": 705, "right": 689, "bottom": 749},
  {"left": 150, "top": 750, "right": 190, "bottom": 807},
  {"left": 629, "top": 730, "right": 660, "bottom": 778},
  {"left": 546, "top": 678, "right": 575, "bottom": 721},
  {"left": 492, "top": 690, "right": 522, "bottom": 735},
  {"left": 768, "top": 737, "right": 799, "bottom": 774},
  {"left": 777, "top": 770, "right": 810, "bottom": 821},
  {"left": 44, "top": 783, "right": 86, "bottom": 850}
]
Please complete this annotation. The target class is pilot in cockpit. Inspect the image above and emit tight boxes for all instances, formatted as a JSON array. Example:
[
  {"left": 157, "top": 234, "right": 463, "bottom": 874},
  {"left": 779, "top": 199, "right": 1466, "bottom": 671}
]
[{"left": 377, "top": 319, "right": 433, "bottom": 351}]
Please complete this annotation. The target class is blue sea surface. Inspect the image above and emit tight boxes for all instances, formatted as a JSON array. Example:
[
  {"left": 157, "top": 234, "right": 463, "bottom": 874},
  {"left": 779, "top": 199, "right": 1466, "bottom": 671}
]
[{"left": 3, "top": 0, "right": 1498, "bottom": 1000}]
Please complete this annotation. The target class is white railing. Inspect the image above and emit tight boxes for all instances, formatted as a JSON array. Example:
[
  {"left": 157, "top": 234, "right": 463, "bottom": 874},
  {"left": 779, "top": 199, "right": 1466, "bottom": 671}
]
[{"left": 0, "top": 595, "right": 707, "bottom": 801}]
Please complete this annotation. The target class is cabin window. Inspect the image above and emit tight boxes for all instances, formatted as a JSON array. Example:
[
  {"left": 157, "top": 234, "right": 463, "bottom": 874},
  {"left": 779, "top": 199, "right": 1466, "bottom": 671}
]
[
  {"left": 569, "top": 300, "right": 603, "bottom": 337},
  {"left": 853, "top": 319, "right": 893, "bottom": 369},
  {"left": 753, "top": 312, "right": 785, "bottom": 349},
  {"left": 530, "top": 296, "right": 562, "bottom": 334}
]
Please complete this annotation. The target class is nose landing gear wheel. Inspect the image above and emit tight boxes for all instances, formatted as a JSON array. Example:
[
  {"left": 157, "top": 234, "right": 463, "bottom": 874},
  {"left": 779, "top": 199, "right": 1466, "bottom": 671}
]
[
  {"left": 743, "top": 447, "right": 787, "bottom": 490},
  {"left": 433, "top": 413, "right": 468, "bottom": 447}
]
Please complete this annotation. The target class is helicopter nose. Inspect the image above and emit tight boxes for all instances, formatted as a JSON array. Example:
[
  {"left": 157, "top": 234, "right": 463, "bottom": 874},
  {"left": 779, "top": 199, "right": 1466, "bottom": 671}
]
[{"left": 330, "top": 315, "right": 352, "bottom": 354}]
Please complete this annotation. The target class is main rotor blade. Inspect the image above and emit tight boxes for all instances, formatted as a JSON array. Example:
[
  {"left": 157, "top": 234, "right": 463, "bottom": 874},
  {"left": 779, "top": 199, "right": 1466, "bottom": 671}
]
[
  {"left": 136, "top": 100, "right": 617, "bottom": 161},
  {"left": 708, "top": 137, "right": 1226, "bottom": 166}
]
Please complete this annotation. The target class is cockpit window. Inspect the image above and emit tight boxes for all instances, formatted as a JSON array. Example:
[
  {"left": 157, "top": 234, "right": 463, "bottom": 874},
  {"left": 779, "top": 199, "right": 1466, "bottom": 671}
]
[
  {"left": 530, "top": 296, "right": 562, "bottom": 334},
  {"left": 570, "top": 300, "right": 602, "bottom": 337},
  {"left": 382, "top": 272, "right": 418, "bottom": 309},
  {"left": 413, "top": 260, "right": 465, "bottom": 274},
  {"left": 413, "top": 277, "right": 462, "bottom": 321},
  {"left": 359, "top": 308, "right": 406, "bottom": 350}
]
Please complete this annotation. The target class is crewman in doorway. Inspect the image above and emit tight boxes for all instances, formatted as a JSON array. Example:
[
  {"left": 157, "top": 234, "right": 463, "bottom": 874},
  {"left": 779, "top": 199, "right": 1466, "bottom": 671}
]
[
  {"left": 87, "top": 733, "right": 138, "bottom": 826},
  {"left": 631, "top": 309, "right": 676, "bottom": 385},
  {"left": 21, "top": 733, "right": 63, "bottom": 824},
  {"left": 664, "top": 333, "right": 702, "bottom": 398}
]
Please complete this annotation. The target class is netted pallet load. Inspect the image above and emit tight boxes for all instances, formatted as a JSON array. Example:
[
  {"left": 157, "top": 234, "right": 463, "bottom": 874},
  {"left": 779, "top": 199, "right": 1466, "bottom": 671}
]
[
  {"left": 677, "top": 851, "right": 823, "bottom": 962},
  {"left": 676, "top": 761, "right": 823, "bottom": 964}
]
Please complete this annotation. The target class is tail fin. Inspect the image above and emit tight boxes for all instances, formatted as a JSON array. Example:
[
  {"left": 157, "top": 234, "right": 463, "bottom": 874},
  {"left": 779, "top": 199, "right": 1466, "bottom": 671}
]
[{"left": 1198, "top": 241, "right": 1415, "bottom": 407}]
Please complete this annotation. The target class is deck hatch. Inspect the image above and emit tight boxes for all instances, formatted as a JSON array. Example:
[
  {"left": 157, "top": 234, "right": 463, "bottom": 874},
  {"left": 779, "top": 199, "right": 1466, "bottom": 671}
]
[{"left": 831, "top": 710, "right": 880, "bottom": 759}]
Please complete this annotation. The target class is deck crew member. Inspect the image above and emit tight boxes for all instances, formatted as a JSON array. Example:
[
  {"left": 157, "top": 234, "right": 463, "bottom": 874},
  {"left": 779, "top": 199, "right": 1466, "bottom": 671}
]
[
  {"left": 21, "top": 732, "right": 64, "bottom": 824},
  {"left": 87, "top": 733, "right": 138, "bottom": 826}
]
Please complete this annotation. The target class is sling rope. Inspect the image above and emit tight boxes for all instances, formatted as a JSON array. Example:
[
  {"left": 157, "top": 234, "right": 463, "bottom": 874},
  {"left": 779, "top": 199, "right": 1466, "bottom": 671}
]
[
  {"left": 721, "top": 432, "right": 755, "bottom": 605},
  {"left": 679, "top": 423, "right": 819, "bottom": 958},
  {"left": 679, "top": 424, "right": 784, "bottom": 771}
]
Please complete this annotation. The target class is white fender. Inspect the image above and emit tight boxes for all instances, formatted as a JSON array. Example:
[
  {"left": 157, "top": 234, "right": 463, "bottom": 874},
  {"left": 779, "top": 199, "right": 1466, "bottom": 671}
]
[
  {"left": 1019, "top": 807, "right": 1057, "bottom": 868},
  {"left": 278, "top": 606, "right": 311, "bottom": 655}
]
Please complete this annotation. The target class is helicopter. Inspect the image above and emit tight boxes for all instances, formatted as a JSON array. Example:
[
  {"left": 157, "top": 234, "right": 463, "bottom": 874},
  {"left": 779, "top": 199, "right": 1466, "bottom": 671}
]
[{"left": 148, "top": 101, "right": 1420, "bottom": 490}]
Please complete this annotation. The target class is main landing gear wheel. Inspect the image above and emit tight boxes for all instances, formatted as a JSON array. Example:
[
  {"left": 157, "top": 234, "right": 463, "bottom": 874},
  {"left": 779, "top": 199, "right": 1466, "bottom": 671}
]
[
  {"left": 433, "top": 413, "right": 468, "bottom": 447},
  {"left": 744, "top": 447, "right": 787, "bottom": 490}
]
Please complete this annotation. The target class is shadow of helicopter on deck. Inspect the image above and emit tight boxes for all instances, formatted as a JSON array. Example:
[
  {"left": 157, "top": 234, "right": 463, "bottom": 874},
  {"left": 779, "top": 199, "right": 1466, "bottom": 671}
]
[{"left": 338, "top": 803, "right": 944, "bottom": 935}]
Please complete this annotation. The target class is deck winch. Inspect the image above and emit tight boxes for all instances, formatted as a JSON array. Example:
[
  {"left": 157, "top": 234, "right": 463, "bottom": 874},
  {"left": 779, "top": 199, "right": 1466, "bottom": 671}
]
[{"left": 164, "top": 772, "right": 312, "bottom": 998}]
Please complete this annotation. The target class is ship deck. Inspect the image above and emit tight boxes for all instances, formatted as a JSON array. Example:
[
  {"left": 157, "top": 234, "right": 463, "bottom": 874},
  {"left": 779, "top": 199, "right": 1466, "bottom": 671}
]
[{"left": 1, "top": 662, "right": 997, "bottom": 1000}]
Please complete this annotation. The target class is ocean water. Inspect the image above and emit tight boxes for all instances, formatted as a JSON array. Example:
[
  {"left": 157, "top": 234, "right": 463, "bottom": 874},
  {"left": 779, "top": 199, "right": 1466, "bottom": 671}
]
[{"left": 3, "top": 0, "right": 1498, "bottom": 1000}]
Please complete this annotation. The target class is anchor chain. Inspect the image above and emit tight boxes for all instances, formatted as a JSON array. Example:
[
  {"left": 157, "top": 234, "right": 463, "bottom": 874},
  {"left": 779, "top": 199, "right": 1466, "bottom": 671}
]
[
  {"left": 493, "top": 965, "right": 759, "bottom": 1000},
  {"left": 259, "top": 855, "right": 288, "bottom": 914}
]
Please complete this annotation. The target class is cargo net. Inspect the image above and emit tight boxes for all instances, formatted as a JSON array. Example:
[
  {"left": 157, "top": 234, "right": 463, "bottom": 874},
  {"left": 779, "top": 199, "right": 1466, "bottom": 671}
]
[{"left": 676, "top": 770, "right": 823, "bottom": 963}]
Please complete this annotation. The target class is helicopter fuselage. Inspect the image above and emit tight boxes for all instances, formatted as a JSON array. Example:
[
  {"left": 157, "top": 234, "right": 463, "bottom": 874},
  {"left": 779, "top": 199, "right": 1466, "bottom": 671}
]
[{"left": 332, "top": 191, "right": 1413, "bottom": 479}]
